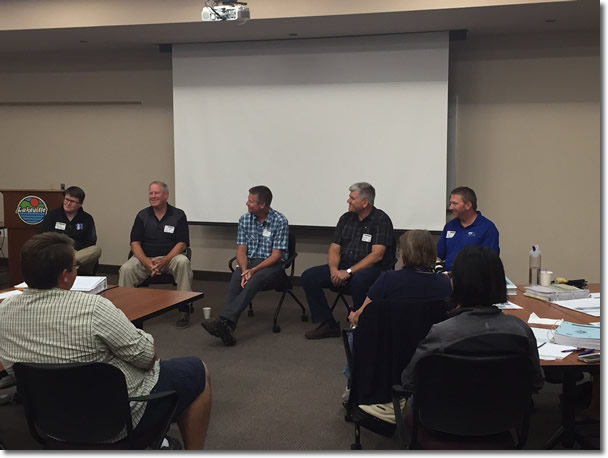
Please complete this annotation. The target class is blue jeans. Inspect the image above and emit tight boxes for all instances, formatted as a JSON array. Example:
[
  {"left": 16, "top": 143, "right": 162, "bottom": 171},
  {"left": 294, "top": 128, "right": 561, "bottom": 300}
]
[{"left": 301, "top": 263, "right": 384, "bottom": 323}]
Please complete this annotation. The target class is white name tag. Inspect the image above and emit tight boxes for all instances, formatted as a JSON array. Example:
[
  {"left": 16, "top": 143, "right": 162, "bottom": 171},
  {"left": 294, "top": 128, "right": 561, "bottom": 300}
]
[
  {"left": 446, "top": 231, "right": 456, "bottom": 239},
  {"left": 262, "top": 228, "right": 271, "bottom": 237},
  {"left": 361, "top": 233, "right": 372, "bottom": 243},
  {"left": 55, "top": 222, "right": 66, "bottom": 231},
  {"left": 164, "top": 225, "right": 175, "bottom": 234}
]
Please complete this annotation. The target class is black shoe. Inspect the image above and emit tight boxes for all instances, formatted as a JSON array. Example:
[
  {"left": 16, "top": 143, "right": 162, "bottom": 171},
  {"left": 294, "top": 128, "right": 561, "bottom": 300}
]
[
  {"left": 305, "top": 321, "right": 341, "bottom": 340},
  {"left": 202, "top": 317, "right": 236, "bottom": 346}
]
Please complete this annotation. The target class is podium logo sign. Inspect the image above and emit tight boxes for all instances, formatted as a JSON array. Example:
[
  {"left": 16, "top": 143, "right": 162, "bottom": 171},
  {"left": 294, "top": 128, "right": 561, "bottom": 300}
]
[{"left": 15, "top": 196, "right": 48, "bottom": 225}]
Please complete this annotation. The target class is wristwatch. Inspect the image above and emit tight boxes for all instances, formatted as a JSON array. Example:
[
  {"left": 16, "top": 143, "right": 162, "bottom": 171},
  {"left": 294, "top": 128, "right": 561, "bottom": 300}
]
[{"left": 346, "top": 268, "right": 353, "bottom": 276}]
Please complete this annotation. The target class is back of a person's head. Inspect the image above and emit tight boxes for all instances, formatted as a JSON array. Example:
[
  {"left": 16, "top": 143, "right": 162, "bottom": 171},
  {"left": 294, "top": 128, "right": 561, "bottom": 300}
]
[
  {"left": 451, "top": 245, "right": 506, "bottom": 307},
  {"left": 399, "top": 229, "right": 436, "bottom": 268},
  {"left": 22, "top": 233, "right": 75, "bottom": 289}
]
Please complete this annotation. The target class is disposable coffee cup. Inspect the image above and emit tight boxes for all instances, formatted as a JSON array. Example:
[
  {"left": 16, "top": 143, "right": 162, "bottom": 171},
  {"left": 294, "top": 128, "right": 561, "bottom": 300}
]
[
  {"left": 540, "top": 270, "right": 553, "bottom": 287},
  {"left": 203, "top": 307, "right": 211, "bottom": 320}
]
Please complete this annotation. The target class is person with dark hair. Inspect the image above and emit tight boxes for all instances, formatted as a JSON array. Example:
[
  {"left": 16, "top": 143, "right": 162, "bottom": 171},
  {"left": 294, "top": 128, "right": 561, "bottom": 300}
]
[
  {"left": 118, "top": 181, "right": 193, "bottom": 329},
  {"left": 302, "top": 182, "right": 395, "bottom": 340},
  {"left": 201, "top": 185, "right": 288, "bottom": 346},
  {"left": 39, "top": 185, "right": 102, "bottom": 274},
  {"left": 436, "top": 186, "right": 499, "bottom": 271},
  {"left": 401, "top": 245, "right": 544, "bottom": 392},
  {"left": 348, "top": 230, "right": 451, "bottom": 326},
  {"left": 0, "top": 233, "right": 212, "bottom": 449}
]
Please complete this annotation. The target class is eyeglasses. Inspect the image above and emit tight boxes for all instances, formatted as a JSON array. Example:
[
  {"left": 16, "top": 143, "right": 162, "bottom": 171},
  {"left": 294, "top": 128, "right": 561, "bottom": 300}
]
[
  {"left": 70, "top": 263, "right": 80, "bottom": 271},
  {"left": 64, "top": 198, "right": 81, "bottom": 205}
]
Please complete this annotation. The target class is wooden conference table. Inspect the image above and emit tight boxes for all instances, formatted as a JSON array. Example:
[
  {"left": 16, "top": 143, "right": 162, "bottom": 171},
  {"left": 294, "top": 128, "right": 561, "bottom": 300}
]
[
  {"left": 505, "top": 284, "right": 600, "bottom": 449},
  {"left": 99, "top": 285, "right": 205, "bottom": 329}
]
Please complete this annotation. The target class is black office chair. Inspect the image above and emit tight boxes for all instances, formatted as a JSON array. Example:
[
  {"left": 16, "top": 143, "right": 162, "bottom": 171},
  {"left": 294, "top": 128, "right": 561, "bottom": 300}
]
[
  {"left": 391, "top": 346, "right": 534, "bottom": 449},
  {"left": 229, "top": 232, "right": 308, "bottom": 333},
  {"left": 342, "top": 297, "right": 448, "bottom": 449},
  {"left": 13, "top": 362, "right": 178, "bottom": 450}
]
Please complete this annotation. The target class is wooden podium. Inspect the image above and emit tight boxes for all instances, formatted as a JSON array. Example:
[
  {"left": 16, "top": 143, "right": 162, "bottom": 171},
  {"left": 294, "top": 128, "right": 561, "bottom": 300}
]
[{"left": 1, "top": 190, "right": 64, "bottom": 285}]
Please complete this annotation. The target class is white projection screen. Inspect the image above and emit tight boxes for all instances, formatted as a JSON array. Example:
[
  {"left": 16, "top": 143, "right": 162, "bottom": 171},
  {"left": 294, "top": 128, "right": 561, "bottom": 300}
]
[{"left": 173, "top": 32, "right": 449, "bottom": 230}]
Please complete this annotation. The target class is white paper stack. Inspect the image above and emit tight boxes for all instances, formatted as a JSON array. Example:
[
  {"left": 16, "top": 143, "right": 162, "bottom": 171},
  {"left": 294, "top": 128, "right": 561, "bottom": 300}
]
[
  {"left": 505, "top": 276, "right": 517, "bottom": 296},
  {"left": 553, "top": 321, "right": 600, "bottom": 350},
  {"left": 525, "top": 284, "right": 590, "bottom": 302},
  {"left": 71, "top": 276, "right": 108, "bottom": 295}
]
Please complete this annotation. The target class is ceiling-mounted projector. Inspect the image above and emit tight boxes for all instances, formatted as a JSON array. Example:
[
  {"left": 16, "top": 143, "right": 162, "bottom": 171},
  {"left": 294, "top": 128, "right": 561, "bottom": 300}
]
[{"left": 202, "top": 2, "right": 250, "bottom": 23}]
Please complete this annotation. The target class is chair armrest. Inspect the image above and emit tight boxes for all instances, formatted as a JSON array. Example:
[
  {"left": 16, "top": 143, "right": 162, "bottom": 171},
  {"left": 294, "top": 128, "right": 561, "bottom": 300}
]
[
  {"left": 392, "top": 384, "right": 412, "bottom": 449},
  {"left": 228, "top": 257, "right": 237, "bottom": 272},
  {"left": 282, "top": 251, "right": 297, "bottom": 269},
  {"left": 129, "top": 389, "right": 177, "bottom": 403}
]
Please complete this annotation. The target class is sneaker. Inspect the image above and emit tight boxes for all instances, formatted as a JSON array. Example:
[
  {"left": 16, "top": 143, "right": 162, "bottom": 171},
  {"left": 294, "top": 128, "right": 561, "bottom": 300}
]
[
  {"left": 175, "top": 311, "right": 190, "bottom": 329},
  {"left": 0, "top": 374, "right": 16, "bottom": 389},
  {"left": 358, "top": 398, "right": 407, "bottom": 425},
  {"left": 305, "top": 321, "right": 341, "bottom": 340},
  {"left": 160, "top": 435, "right": 183, "bottom": 450},
  {"left": 201, "top": 317, "right": 236, "bottom": 346}
]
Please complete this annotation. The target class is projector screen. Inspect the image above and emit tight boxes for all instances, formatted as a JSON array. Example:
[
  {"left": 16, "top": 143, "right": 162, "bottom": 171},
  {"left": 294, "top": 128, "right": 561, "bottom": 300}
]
[{"left": 173, "top": 32, "right": 449, "bottom": 230}]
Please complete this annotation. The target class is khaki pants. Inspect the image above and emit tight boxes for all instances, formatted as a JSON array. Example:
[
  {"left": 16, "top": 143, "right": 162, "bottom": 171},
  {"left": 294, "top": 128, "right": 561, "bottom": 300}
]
[
  {"left": 118, "top": 253, "right": 193, "bottom": 291},
  {"left": 76, "top": 245, "right": 102, "bottom": 275}
]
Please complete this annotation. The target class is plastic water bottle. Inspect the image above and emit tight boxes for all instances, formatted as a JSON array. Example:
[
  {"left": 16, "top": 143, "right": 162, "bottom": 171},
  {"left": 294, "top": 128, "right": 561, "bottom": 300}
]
[{"left": 529, "top": 245, "right": 541, "bottom": 285}]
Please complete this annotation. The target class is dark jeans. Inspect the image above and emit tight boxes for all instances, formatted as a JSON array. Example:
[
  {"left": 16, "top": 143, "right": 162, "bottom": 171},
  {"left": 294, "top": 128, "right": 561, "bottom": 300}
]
[
  {"left": 301, "top": 262, "right": 384, "bottom": 323},
  {"left": 220, "top": 258, "right": 285, "bottom": 326}
]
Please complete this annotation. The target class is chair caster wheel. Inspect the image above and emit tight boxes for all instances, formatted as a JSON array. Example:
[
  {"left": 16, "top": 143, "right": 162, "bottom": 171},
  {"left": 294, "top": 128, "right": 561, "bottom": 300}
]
[
  {"left": 272, "top": 325, "right": 281, "bottom": 333},
  {"left": 248, "top": 310, "right": 254, "bottom": 317},
  {"left": 301, "top": 314, "right": 309, "bottom": 322}
]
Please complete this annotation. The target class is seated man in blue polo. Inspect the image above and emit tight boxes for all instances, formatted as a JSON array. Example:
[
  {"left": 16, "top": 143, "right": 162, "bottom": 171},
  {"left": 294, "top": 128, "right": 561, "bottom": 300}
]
[
  {"left": 302, "top": 182, "right": 395, "bottom": 340},
  {"left": 436, "top": 186, "right": 499, "bottom": 271},
  {"left": 200, "top": 185, "right": 288, "bottom": 346},
  {"left": 39, "top": 185, "right": 102, "bottom": 274},
  {"left": 118, "top": 180, "right": 193, "bottom": 329}
]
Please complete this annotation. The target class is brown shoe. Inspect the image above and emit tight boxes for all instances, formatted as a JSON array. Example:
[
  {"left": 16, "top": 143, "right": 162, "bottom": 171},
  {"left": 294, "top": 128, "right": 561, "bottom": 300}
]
[{"left": 305, "top": 321, "right": 341, "bottom": 340}]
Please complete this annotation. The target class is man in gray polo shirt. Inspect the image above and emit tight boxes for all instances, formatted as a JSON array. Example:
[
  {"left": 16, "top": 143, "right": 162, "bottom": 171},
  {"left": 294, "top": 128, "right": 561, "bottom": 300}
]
[{"left": 119, "top": 181, "right": 194, "bottom": 329}]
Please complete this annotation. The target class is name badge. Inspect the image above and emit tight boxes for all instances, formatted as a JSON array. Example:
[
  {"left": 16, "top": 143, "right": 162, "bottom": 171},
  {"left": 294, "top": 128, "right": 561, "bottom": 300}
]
[
  {"left": 361, "top": 233, "right": 372, "bottom": 243},
  {"left": 262, "top": 228, "right": 271, "bottom": 237},
  {"left": 446, "top": 231, "right": 456, "bottom": 239},
  {"left": 164, "top": 225, "right": 175, "bottom": 234},
  {"left": 55, "top": 222, "right": 66, "bottom": 231}
]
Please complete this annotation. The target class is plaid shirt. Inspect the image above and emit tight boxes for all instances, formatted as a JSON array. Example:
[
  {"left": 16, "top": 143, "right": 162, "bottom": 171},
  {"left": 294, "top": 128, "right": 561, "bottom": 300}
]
[
  {"left": 332, "top": 207, "right": 395, "bottom": 269},
  {"left": 236, "top": 208, "right": 289, "bottom": 262},
  {"left": 0, "top": 288, "right": 160, "bottom": 435}
]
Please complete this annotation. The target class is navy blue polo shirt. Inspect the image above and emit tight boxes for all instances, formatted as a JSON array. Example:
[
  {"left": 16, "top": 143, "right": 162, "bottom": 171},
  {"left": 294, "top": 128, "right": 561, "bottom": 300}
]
[
  {"left": 39, "top": 206, "right": 98, "bottom": 251},
  {"left": 130, "top": 204, "right": 189, "bottom": 258},
  {"left": 436, "top": 211, "right": 500, "bottom": 271}
]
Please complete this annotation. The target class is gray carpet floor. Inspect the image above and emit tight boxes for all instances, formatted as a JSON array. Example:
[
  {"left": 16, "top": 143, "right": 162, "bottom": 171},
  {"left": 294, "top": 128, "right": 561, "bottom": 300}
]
[{"left": 0, "top": 267, "right": 600, "bottom": 450}]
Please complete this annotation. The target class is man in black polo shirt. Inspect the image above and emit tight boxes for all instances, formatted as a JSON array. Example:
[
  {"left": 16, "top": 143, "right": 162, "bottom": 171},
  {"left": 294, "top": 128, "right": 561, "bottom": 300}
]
[
  {"left": 118, "top": 181, "right": 193, "bottom": 329},
  {"left": 39, "top": 186, "right": 101, "bottom": 275},
  {"left": 302, "top": 182, "right": 395, "bottom": 339}
]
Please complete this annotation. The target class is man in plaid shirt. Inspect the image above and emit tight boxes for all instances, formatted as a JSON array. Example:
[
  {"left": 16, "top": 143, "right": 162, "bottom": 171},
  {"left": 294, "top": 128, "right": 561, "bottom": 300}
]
[
  {"left": 201, "top": 186, "right": 288, "bottom": 346},
  {"left": 302, "top": 182, "right": 395, "bottom": 340},
  {"left": 0, "top": 233, "right": 211, "bottom": 449}
]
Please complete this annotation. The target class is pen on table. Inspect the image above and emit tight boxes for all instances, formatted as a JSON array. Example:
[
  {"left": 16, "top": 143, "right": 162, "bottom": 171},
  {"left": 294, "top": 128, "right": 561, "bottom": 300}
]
[
  {"left": 561, "top": 348, "right": 581, "bottom": 353},
  {"left": 537, "top": 342, "right": 547, "bottom": 349},
  {"left": 579, "top": 349, "right": 595, "bottom": 356}
]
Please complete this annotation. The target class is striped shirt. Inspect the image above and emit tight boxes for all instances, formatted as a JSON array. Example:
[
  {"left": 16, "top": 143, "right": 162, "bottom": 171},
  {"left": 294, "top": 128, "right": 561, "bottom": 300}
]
[
  {"left": 236, "top": 208, "right": 289, "bottom": 262},
  {"left": 0, "top": 288, "right": 160, "bottom": 433}
]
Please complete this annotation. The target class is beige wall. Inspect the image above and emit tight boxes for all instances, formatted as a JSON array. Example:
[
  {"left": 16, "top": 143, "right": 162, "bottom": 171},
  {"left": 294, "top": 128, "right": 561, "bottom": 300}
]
[{"left": 0, "top": 30, "right": 600, "bottom": 284}]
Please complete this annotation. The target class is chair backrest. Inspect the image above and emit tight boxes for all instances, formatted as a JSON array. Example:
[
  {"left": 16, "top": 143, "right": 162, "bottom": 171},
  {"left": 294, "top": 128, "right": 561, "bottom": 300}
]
[
  {"left": 14, "top": 362, "right": 134, "bottom": 445},
  {"left": 350, "top": 297, "right": 449, "bottom": 406},
  {"left": 413, "top": 341, "right": 533, "bottom": 437}
]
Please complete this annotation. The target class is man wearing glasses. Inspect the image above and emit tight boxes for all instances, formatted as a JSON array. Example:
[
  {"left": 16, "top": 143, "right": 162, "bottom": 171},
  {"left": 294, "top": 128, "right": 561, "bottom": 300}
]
[{"left": 39, "top": 185, "right": 101, "bottom": 274}]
